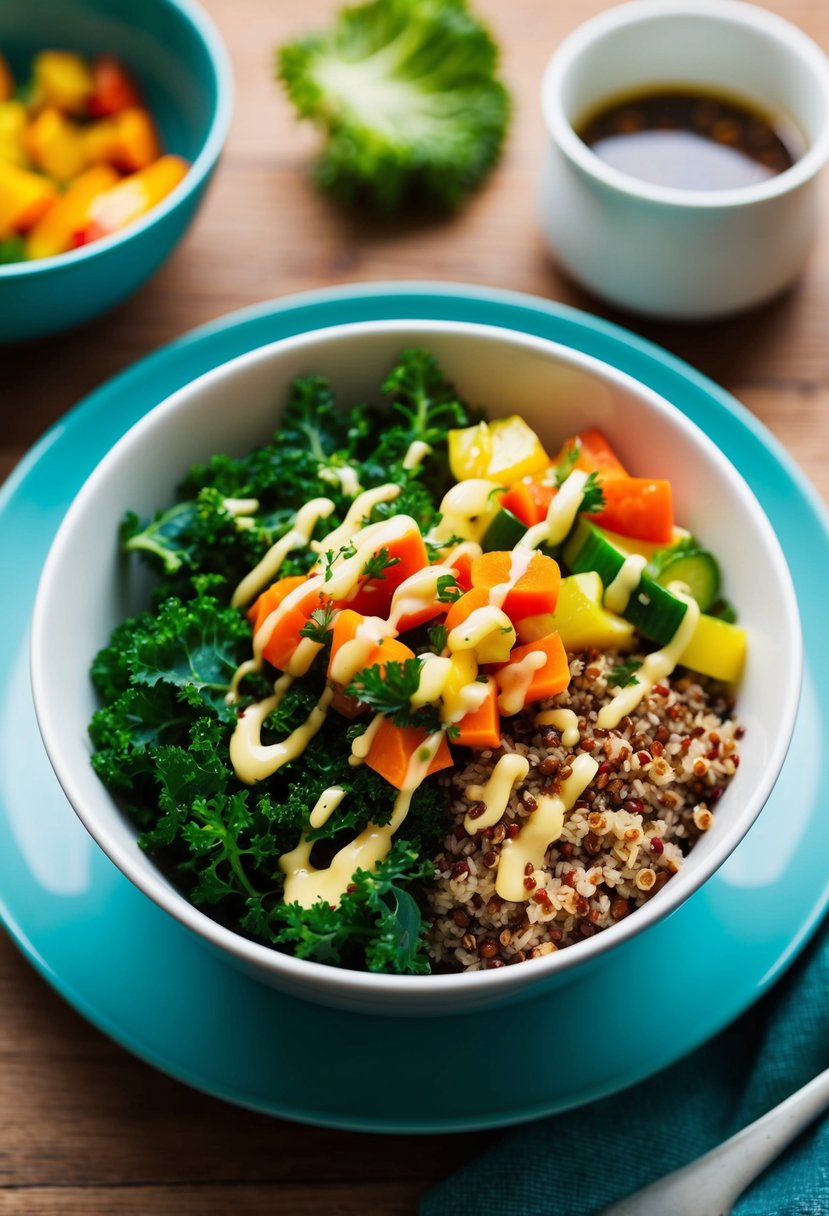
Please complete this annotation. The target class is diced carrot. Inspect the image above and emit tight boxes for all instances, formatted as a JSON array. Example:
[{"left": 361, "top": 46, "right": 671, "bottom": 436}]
[
  {"left": 365, "top": 719, "right": 453, "bottom": 790},
  {"left": 443, "top": 587, "right": 490, "bottom": 635},
  {"left": 26, "top": 163, "right": 120, "bottom": 259},
  {"left": 555, "top": 429, "right": 628, "bottom": 479},
  {"left": 247, "top": 575, "right": 307, "bottom": 633},
  {"left": 586, "top": 476, "right": 674, "bottom": 543},
  {"left": 454, "top": 679, "right": 500, "bottom": 749},
  {"left": 345, "top": 527, "right": 429, "bottom": 616},
  {"left": 469, "top": 550, "right": 561, "bottom": 620},
  {"left": 259, "top": 582, "right": 330, "bottom": 671},
  {"left": 393, "top": 600, "right": 445, "bottom": 635},
  {"left": 326, "top": 608, "right": 365, "bottom": 675},
  {"left": 499, "top": 480, "right": 537, "bottom": 527},
  {"left": 363, "top": 636, "right": 415, "bottom": 671},
  {"left": 496, "top": 632, "right": 571, "bottom": 706},
  {"left": 447, "top": 548, "right": 474, "bottom": 592}
]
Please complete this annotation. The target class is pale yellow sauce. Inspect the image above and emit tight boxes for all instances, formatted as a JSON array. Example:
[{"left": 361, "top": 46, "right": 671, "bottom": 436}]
[
  {"left": 386, "top": 564, "right": 457, "bottom": 633},
  {"left": 231, "top": 497, "right": 335, "bottom": 609},
  {"left": 308, "top": 785, "right": 348, "bottom": 829},
  {"left": 348, "top": 711, "right": 386, "bottom": 766},
  {"left": 496, "top": 753, "right": 599, "bottom": 901},
  {"left": 464, "top": 753, "right": 530, "bottom": 834},
  {"left": 603, "top": 553, "right": 647, "bottom": 615},
  {"left": 535, "top": 708, "right": 580, "bottom": 747},
  {"left": 495, "top": 650, "right": 547, "bottom": 716},
  {"left": 597, "top": 589, "right": 701, "bottom": 729},
  {"left": 280, "top": 732, "right": 445, "bottom": 908},
  {"left": 487, "top": 547, "right": 535, "bottom": 609},
  {"left": 230, "top": 680, "right": 334, "bottom": 785},
  {"left": 447, "top": 605, "right": 515, "bottom": 664},
  {"left": 318, "top": 464, "right": 363, "bottom": 498},
  {"left": 223, "top": 496, "right": 260, "bottom": 517},
  {"left": 432, "top": 478, "right": 501, "bottom": 543},
  {"left": 309, "top": 483, "right": 400, "bottom": 557},
  {"left": 402, "top": 440, "right": 433, "bottom": 470},
  {"left": 519, "top": 469, "right": 589, "bottom": 551}
]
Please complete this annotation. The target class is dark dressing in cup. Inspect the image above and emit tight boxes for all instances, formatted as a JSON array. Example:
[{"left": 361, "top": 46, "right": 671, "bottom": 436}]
[{"left": 577, "top": 89, "right": 805, "bottom": 190}]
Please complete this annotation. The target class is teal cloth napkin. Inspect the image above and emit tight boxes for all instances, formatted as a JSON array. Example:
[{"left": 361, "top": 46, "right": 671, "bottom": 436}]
[{"left": 421, "top": 921, "right": 829, "bottom": 1216}]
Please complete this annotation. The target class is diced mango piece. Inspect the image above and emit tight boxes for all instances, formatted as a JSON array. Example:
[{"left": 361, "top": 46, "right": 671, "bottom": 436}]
[
  {"left": 0, "top": 53, "right": 15, "bottom": 103},
  {"left": 679, "top": 613, "right": 747, "bottom": 684},
  {"left": 546, "top": 572, "right": 635, "bottom": 652},
  {"left": 0, "top": 159, "right": 59, "bottom": 237},
  {"left": 26, "top": 163, "right": 120, "bottom": 259},
  {"left": 25, "top": 106, "right": 88, "bottom": 180},
  {"left": 34, "top": 50, "right": 94, "bottom": 114},
  {"left": 448, "top": 420, "right": 492, "bottom": 480},
  {"left": 84, "top": 107, "right": 160, "bottom": 172},
  {"left": 0, "top": 100, "right": 28, "bottom": 166}
]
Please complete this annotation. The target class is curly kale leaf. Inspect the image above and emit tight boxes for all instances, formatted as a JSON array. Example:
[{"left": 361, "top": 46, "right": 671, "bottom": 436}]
[{"left": 277, "top": 0, "right": 511, "bottom": 214}]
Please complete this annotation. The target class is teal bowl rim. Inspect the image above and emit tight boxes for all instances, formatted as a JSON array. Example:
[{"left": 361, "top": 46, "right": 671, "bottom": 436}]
[{"left": 0, "top": 0, "right": 234, "bottom": 278}]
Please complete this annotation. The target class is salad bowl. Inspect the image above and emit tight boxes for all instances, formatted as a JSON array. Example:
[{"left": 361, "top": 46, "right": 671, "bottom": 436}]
[{"left": 30, "top": 318, "right": 801, "bottom": 1015}]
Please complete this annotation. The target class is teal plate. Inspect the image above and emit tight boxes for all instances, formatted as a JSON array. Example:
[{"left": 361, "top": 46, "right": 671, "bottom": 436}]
[{"left": 2, "top": 283, "right": 827, "bottom": 1133}]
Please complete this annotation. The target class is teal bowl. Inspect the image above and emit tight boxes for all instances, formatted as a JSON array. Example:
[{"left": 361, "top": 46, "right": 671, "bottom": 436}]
[{"left": 0, "top": 0, "right": 233, "bottom": 342}]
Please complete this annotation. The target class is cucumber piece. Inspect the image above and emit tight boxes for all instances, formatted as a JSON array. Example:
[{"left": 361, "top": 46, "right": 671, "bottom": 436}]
[
  {"left": 480, "top": 506, "right": 527, "bottom": 552},
  {"left": 563, "top": 519, "right": 688, "bottom": 645},
  {"left": 647, "top": 546, "right": 721, "bottom": 612}
]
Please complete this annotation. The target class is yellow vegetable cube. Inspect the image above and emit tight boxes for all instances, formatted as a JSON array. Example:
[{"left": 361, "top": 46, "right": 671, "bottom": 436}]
[
  {"left": 0, "top": 101, "right": 28, "bottom": 167},
  {"left": 26, "top": 163, "right": 119, "bottom": 259},
  {"left": 448, "top": 420, "right": 492, "bottom": 480},
  {"left": 34, "top": 50, "right": 94, "bottom": 114},
  {"left": 440, "top": 651, "right": 479, "bottom": 723},
  {"left": 25, "top": 106, "right": 88, "bottom": 181},
  {"left": 0, "top": 158, "right": 59, "bottom": 237},
  {"left": 547, "top": 572, "right": 635, "bottom": 652},
  {"left": 680, "top": 614, "right": 747, "bottom": 684},
  {"left": 486, "top": 415, "right": 550, "bottom": 483}
]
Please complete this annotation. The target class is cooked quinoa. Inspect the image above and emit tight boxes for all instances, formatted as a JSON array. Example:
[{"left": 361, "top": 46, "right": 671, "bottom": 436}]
[{"left": 426, "top": 648, "right": 741, "bottom": 972}]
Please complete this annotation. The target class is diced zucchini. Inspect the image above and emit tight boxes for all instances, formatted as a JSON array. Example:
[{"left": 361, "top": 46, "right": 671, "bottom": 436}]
[
  {"left": 563, "top": 519, "right": 687, "bottom": 645},
  {"left": 480, "top": 506, "right": 527, "bottom": 552},
  {"left": 649, "top": 547, "right": 721, "bottom": 612}
]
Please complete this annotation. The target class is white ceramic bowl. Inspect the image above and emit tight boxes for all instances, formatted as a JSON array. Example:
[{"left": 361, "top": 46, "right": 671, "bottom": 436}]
[
  {"left": 30, "top": 319, "right": 802, "bottom": 1016},
  {"left": 539, "top": 0, "right": 829, "bottom": 319}
]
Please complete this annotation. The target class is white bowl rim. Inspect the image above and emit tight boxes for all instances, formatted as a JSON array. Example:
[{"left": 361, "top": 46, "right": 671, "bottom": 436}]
[
  {"left": 541, "top": 0, "right": 829, "bottom": 211},
  {"left": 0, "top": 0, "right": 234, "bottom": 277},
  {"left": 30, "top": 316, "right": 803, "bottom": 1004}
]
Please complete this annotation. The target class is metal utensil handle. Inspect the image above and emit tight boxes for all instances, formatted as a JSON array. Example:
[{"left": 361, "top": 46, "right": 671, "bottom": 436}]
[{"left": 600, "top": 1066, "right": 829, "bottom": 1216}]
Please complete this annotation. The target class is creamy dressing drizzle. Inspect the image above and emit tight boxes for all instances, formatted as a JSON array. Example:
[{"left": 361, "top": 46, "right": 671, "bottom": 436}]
[
  {"left": 223, "top": 496, "right": 260, "bottom": 517},
  {"left": 597, "top": 588, "right": 701, "bottom": 729},
  {"left": 386, "top": 564, "right": 457, "bottom": 633},
  {"left": 348, "top": 711, "right": 386, "bottom": 767},
  {"left": 447, "top": 605, "right": 515, "bottom": 661},
  {"left": 318, "top": 465, "right": 363, "bottom": 497},
  {"left": 402, "top": 440, "right": 433, "bottom": 470},
  {"left": 230, "top": 680, "right": 334, "bottom": 785},
  {"left": 487, "top": 547, "right": 534, "bottom": 609},
  {"left": 279, "top": 732, "right": 445, "bottom": 908},
  {"left": 495, "top": 650, "right": 547, "bottom": 716},
  {"left": 496, "top": 753, "right": 599, "bottom": 901},
  {"left": 309, "top": 483, "right": 400, "bottom": 557},
  {"left": 604, "top": 554, "right": 647, "bottom": 615},
  {"left": 535, "top": 708, "right": 580, "bottom": 747},
  {"left": 464, "top": 753, "right": 530, "bottom": 834},
  {"left": 519, "top": 469, "right": 589, "bottom": 550},
  {"left": 309, "top": 785, "right": 347, "bottom": 829},
  {"left": 431, "top": 478, "right": 501, "bottom": 543},
  {"left": 231, "top": 497, "right": 335, "bottom": 608}
]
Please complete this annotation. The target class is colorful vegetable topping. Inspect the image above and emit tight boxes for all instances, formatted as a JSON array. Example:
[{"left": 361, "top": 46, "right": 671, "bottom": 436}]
[
  {"left": 0, "top": 49, "right": 189, "bottom": 260},
  {"left": 91, "top": 350, "right": 746, "bottom": 975}
]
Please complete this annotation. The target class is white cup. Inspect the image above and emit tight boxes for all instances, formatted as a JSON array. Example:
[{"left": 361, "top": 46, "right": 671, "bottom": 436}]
[{"left": 539, "top": 0, "right": 829, "bottom": 320}]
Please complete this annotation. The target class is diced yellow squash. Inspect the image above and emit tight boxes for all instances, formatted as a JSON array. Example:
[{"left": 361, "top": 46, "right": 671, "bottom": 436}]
[
  {"left": 34, "top": 50, "right": 94, "bottom": 114},
  {"left": 680, "top": 613, "right": 747, "bottom": 684},
  {"left": 0, "top": 100, "right": 28, "bottom": 166},
  {"left": 449, "top": 416, "right": 550, "bottom": 484},
  {"left": 25, "top": 106, "right": 88, "bottom": 180},
  {"left": 0, "top": 158, "right": 59, "bottom": 237},
  {"left": 448, "top": 420, "right": 492, "bottom": 480},
  {"left": 546, "top": 571, "right": 635, "bottom": 652},
  {"left": 0, "top": 55, "right": 16, "bottom": 104},
  {"left": 440, "top": 650, "right": 478, "bottom": 723},
  {"left": 487, "top": 416, "right": 550, "bottom": 484}
]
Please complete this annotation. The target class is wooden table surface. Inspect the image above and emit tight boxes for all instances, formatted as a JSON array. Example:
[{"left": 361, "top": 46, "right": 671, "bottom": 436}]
[{"left": 2, "top": 1, "right": 828, "bottom": 1212}]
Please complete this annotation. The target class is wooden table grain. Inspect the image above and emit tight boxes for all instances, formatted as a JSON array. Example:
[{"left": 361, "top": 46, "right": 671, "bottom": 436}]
[{"left": 2, "top": 1, "right": 828, "bottom": 1212}]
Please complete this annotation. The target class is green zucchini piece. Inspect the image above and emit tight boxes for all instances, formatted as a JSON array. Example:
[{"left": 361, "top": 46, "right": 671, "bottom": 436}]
[
  {"left": 648, "top": 547, "right": 721, "bottom": 612},
  {"left": 563, "top": 519, "right": 688, "bottom": 645},
  {"left": 480, "top": 506, "right": 527, "bottom": 552}
]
